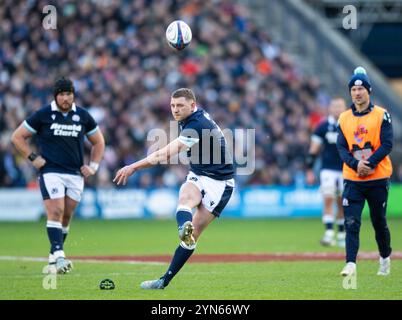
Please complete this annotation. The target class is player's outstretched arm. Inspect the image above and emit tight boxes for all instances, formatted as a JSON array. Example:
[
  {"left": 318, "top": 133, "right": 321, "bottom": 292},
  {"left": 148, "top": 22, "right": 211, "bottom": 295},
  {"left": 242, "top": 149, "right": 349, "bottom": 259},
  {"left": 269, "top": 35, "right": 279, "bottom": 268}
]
[
  {"left": 113, "top": 138, "right": 187, "bottom": 186},
  {"left": 80, "top": 130, "right": 105, "bottom": 178}
]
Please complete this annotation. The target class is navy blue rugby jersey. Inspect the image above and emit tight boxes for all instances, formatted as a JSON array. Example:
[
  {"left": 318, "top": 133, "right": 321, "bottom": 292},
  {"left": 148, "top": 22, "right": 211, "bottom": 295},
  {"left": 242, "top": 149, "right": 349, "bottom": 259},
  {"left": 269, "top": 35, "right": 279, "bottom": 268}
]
[
  {"left": 311, "top": 116, "right": 343, "bottom": 171},
  {"left": 23, "top": 101, "right": 99, "bottom": 175},
  {"left": 178, "top": 107, "right": 234, "bottom": 180}
]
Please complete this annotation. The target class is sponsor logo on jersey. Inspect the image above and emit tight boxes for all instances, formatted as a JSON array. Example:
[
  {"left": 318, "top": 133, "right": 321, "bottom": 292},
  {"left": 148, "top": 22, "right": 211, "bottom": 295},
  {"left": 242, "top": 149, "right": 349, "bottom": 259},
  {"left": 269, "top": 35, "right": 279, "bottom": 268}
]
[
  {"left": 353, "top": 124, "right": 368, "bottom": 143},
  {"left": 50, "top": 123, "right": 82, "bottom": 137}
]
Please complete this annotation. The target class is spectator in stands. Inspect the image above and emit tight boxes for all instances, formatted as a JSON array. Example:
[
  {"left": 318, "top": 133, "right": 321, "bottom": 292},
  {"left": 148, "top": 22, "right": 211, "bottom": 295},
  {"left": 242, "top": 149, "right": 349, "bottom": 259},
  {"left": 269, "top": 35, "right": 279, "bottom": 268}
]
[{"left": 1, "top": 0, "right": 400, "bottom": 188}]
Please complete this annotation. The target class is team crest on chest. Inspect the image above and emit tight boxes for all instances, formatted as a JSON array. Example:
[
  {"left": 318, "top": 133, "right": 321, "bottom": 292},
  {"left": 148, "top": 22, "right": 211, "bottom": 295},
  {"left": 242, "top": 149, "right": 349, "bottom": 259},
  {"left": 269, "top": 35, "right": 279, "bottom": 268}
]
[
  {"left": 72, "top": 114, "right": 80, "bottom": 122},
  {"left": 51, "top": 114, "right": 56, "bottom": 120}
]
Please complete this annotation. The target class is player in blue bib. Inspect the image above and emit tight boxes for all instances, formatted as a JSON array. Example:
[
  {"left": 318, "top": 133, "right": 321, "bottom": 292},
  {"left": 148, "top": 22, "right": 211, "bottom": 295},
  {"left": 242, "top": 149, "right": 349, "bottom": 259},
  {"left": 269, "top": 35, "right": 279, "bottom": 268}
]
[
  {"left": 12, "top": 77, "right": 105, "bottom": 274},
  {"left": 306, "top": 97, "right": 347, "bottom": 247},
  {"left": 114, "top": 88, "right": 235, "bottom": 289}
]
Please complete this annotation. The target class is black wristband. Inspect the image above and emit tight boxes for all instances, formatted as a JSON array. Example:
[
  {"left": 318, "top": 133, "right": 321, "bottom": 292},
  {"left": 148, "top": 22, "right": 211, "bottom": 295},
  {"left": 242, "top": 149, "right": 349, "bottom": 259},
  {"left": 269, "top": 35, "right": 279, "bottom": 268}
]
[{"left": 28, "top": 152, "right": 38, "bottom": 162}]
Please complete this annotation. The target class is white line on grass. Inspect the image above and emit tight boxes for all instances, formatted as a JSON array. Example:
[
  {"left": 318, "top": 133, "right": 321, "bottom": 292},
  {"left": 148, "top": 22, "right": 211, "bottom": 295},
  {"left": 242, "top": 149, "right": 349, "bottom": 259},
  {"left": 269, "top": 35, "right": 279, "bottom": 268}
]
[
  {"left": 0, "top": 256, "right": 166, "bottom": 266},
  {"left": 0, "top": 271, "right": 158, "bottom": 279}
]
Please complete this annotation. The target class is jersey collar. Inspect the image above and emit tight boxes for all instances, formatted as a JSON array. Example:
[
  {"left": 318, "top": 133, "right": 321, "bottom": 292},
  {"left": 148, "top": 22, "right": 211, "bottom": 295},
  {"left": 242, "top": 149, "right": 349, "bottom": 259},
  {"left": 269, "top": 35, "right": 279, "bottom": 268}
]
[
  {"left": 51, "top": 100, "right": 77, "bottom": 113},
  {"left": 328, "top": 115, "right": 336, "bottom": 125},
  {"left": 351, "top": 101, "right": 374, "bottom": 116}
]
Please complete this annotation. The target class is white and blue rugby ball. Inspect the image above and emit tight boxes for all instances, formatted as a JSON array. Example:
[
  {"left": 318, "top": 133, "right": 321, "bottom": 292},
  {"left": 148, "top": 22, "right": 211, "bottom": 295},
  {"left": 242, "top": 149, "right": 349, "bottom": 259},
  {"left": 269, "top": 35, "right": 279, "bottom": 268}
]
[{"left": 166, "top": 20, "right": 192, "bottom": 51}]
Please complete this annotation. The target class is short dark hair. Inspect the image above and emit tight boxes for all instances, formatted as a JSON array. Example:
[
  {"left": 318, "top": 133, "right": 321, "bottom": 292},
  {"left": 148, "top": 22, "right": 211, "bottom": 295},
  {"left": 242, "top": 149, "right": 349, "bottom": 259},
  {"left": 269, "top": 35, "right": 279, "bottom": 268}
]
[{"left": 171, "top": 88, "right": 196, "bottom": 102}]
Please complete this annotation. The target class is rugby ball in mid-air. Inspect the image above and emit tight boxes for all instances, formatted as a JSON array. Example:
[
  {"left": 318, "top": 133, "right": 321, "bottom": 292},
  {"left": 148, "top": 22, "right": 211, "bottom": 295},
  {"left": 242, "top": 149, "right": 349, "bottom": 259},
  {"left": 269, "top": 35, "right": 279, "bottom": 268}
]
[{"left": 166, "top": 20, "right": 192, "bottom": 51}]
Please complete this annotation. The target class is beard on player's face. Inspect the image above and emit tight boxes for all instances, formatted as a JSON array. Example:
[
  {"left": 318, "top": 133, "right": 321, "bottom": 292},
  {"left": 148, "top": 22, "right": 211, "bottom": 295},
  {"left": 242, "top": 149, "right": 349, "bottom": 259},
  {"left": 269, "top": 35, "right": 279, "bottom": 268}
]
[{"left": 56, "top": 93, "right": 74, "bottom": 112}]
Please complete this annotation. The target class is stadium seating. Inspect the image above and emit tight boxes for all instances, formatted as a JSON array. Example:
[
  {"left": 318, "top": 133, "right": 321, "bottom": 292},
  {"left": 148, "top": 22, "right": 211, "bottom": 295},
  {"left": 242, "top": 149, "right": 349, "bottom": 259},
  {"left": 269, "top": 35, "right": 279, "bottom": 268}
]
[{"left": 1, "top": 0, "right": 401, "bottom": 188}]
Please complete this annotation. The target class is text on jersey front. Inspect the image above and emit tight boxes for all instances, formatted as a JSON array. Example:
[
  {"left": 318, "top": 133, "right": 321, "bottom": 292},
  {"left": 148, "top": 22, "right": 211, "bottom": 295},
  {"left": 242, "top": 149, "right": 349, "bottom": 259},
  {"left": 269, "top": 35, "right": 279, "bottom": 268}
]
[{"left": 50, "top": 123, "right": 82, "bottom": 137}]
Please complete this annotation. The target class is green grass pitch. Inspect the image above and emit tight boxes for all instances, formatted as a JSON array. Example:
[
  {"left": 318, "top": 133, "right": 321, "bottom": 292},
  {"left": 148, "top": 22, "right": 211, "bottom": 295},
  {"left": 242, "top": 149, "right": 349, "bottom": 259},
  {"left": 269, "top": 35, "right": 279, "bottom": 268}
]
[{"left": 1, "top": 217, "right": 401, "bottom": 300}]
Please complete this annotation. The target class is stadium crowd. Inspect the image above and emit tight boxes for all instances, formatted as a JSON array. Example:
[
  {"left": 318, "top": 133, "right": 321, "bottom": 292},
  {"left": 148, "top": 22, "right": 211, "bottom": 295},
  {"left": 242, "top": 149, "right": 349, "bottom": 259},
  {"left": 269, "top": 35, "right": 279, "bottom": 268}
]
[{"left": 1, "top": 0, "right": 402, "bottom": 189}]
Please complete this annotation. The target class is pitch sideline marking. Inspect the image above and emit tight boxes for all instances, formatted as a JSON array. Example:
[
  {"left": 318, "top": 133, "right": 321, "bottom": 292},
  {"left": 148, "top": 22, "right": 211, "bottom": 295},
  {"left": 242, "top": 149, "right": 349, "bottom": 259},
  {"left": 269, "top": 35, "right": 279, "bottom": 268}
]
[
  {"left": 0, "top": 256, "right": 166, "bottom": 266},
  {"left": 2, "top": 251, "right": 402, "bottom": 264}
]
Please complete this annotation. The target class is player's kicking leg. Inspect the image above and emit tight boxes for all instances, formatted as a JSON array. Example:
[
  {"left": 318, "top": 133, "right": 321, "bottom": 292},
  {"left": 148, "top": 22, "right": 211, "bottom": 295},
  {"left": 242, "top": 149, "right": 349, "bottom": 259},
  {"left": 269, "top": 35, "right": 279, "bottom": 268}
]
[
  {"left": 140, "top": 182, "right": 201, "bottom": 289},
  {"left": 140, "top": 202, "right": 216, "bottom": 290}
]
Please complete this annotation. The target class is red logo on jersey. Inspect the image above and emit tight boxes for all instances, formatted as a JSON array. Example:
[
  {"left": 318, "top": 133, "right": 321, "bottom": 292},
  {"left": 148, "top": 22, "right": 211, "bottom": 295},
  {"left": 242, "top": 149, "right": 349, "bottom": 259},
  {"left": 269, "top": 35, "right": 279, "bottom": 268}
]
[{"left": 353, "top": 125, "right": 368, "bottom": 143}]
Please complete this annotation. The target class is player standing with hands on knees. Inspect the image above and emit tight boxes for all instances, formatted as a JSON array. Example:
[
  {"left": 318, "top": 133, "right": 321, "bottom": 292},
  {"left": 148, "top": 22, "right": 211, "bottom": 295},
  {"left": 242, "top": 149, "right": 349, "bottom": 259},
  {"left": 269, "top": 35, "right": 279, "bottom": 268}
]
[
  {"left": 337, "top": 68, "right": 393, "bottom": 277},
  {"left": 11, "top": 77, "right": 105, "bottom": 274},
  {"left": 114, "top": 88, "right": 235, "bottom": 289}
]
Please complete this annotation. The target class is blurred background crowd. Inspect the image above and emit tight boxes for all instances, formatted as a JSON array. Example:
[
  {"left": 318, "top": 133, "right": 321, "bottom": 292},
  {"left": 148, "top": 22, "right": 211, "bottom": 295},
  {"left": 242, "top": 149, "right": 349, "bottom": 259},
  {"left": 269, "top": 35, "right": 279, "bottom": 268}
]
[{"left": 1, "top": 0, "right": 402, "bottom": 189}]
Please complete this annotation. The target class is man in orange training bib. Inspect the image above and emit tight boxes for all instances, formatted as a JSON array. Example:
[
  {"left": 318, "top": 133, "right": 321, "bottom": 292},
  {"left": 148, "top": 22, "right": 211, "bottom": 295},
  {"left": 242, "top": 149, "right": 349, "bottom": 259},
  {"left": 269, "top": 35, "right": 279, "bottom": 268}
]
[{"left": 336, "top": 68, "right": 393, "bottom": 277}]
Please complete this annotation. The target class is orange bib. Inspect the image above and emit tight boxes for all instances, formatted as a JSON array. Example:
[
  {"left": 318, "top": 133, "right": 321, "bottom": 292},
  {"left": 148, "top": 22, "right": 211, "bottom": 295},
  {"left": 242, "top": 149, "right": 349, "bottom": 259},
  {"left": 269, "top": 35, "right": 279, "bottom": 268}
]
[{"left": 338, "top": 105, "right": 392, "bottom": 181}]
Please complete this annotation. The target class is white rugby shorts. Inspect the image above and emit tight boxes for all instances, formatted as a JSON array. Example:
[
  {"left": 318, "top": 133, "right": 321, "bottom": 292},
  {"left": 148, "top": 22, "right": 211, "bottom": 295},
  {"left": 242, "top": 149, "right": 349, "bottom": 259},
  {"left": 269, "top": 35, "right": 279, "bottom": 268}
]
[
  {"left": 39, "top": 172, "right": 84, "bottom": 202},
  {"left": 320, "top": 169, "right": 343, "bottom": 197},
  {"left": 185, "top": 171, "right": 234, "bottom": 217}
]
